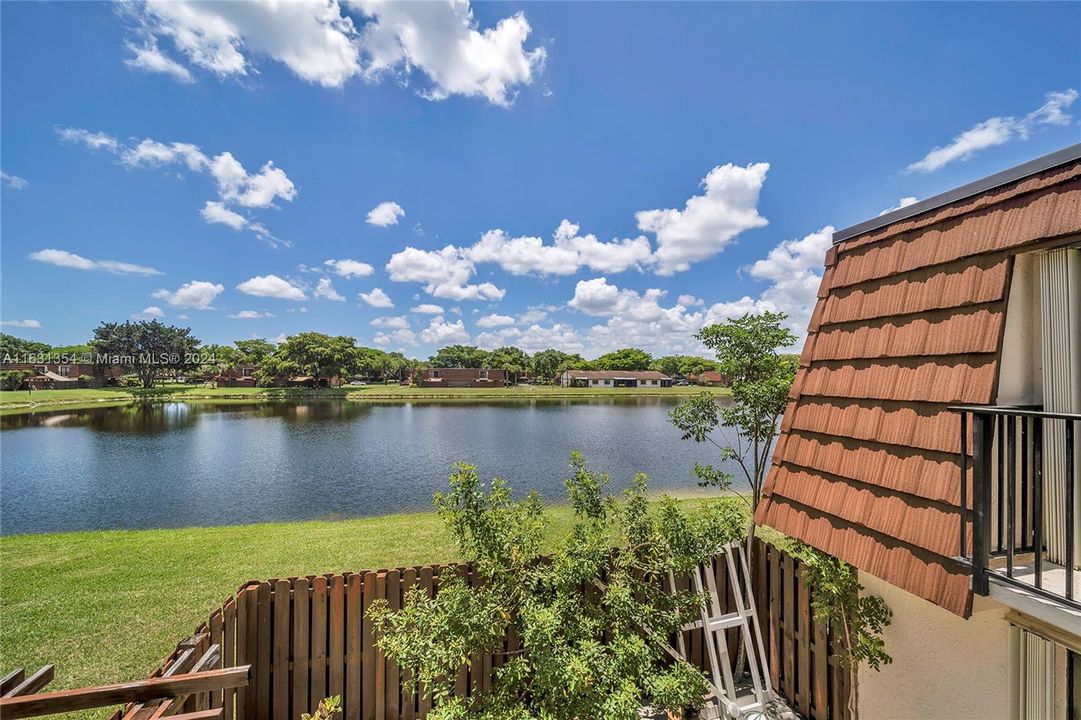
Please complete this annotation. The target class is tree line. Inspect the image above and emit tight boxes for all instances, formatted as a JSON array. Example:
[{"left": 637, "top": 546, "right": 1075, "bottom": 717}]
[{"left": 1, "top": 324, "right": 722, "bottom": 390}]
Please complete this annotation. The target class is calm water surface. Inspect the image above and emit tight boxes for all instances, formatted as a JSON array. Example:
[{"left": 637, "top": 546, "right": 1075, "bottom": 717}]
[{"left": 0, "top": 398, "right": 743, "bottom": 535}]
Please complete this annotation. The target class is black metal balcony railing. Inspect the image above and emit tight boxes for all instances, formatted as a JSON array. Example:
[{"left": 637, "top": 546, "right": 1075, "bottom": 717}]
[{"left": 951, "top": 405, "right": 1079, "bottom": 611}]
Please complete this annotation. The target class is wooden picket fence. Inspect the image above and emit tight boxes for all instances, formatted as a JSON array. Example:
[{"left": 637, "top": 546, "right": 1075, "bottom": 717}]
[
  {"left": 130, "top": 539, "right": 850, "bottom": 720},
  {"left": 755, "top": 541, "right": 853, "bottom": 720}
]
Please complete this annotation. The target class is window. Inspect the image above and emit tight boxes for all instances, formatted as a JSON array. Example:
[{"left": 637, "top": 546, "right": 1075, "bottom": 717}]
[
  {"left": 430, "top": 370, "right": 439, "bottom": 378},
  {"left": 479, "top": 370, "right": 488, "bottom": 380}
]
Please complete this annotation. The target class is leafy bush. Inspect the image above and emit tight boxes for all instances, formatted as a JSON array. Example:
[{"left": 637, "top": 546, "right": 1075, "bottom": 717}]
[
  {"left": 301, "top": 695, "right": 342, "bottom": 720},
  {"left": 370, "top": 453, "right": 746, "bottom": 720},
  {"left": 118, "top": 374, "right": 142, "bottom": 388},
  {"left": 0, "top": 370, "right": 30, "bottom": 391}
]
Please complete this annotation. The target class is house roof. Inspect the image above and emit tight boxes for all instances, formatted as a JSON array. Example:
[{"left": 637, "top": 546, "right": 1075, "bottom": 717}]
[
  {"left": 755, "top": 149, "right": 1081, "bottom": 617},
  {"left": 564, "top": 370, "right": 671, "bottom": 380},
  {"left": 698, "top": 371, "right": 726, "bottom": 381}
]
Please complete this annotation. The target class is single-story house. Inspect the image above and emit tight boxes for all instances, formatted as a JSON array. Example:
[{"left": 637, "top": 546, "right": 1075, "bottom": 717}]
[
  {"left": 559, "top": 370, "right": 672, "bottom": 388},
  {"left": 415, "top": 368, "right": 507, "bottom": 388}
]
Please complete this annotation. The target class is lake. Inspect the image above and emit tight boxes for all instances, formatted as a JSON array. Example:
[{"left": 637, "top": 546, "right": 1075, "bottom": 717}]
[{"left": 0, "top": 398, "right": 744, "bottom": 535}]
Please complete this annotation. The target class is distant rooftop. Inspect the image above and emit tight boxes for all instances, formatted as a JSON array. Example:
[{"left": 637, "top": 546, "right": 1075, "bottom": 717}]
[
  {"left": 563, "top": 370, "right": 671, "bottom": 380},
  {"left": 833, "top": 143, "right": 1081, "bottom": 244}
]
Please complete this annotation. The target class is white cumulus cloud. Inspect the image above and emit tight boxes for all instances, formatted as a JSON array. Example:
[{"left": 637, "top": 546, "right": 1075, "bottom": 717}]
[
  {"left": 419, "top": 317, "right": 470, "bottom": 344},
  {"left": 153, "top": 280, "right": 225, "bottom": 309},
  {"left": 359, "top": 287, "right": 394, "bottom": 308},
  {"left": 236, "top": 274, "right": 307, "bottom": 301},
  {"left": 878, "top": 197, "right": 918, "bottom": 216},
  {"left": 58, "top": 127, "right": 295, "bottom": 244},
  {"left": 636, "top": 162, "right": 770, "bottom": 275},
  {"left": 386, "top": 245, "right": 505, "bottom": 301},
  {"left": 132, "top": 306, "right": 165, "bottom": 320},
  {"left": 314, "top": 278, "right": 345, "bottom": 301},
  {"left": 1, "top": 319, "right": 42, "bottom": 329},
  {"left": 366, "top": 201, "right": 405, "bottom": 227},
  {"left": 121, "top": 1, "right": 545, "bottom": 106},
  {"left": 325, "top": 258, "right": 375, "bottom": 278},
  {"left": 410, "top": 303, "right": 445, "bottom": 315},
  {"left": 476, "top": 313, "right": 515, "bottom": 328}
]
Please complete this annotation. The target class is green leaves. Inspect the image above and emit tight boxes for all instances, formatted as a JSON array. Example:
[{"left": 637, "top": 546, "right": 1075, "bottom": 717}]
[
  {"left": 670, "top": 312, "right": 798, "bottom": 508},
  {"left": 372, "top": 455, "right": 749, "bottom": 719},
  {"left": 794, "top": 543, "right": 893, "bottom": 673}
]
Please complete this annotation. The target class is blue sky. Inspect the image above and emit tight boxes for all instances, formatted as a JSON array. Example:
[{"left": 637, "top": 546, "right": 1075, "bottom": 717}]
[{"left": 2, "top": 1, "right": 1079, "bottom": 358}]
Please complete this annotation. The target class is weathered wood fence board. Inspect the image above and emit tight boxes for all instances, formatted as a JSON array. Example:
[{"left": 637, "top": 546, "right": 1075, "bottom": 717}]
[{"left": 138, "top": 539, "right": 850, "bottom": 720}]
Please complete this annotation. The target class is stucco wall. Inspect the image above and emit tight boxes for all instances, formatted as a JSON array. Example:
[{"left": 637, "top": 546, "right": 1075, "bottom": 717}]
[{"left": 858, "top": 571, "right": 1013, "bottom": 719}]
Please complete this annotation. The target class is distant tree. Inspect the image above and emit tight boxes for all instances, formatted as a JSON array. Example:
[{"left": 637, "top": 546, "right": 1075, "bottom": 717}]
[
  {"left": 234, "top": 338, "right": 277, "bottom": 366},
  {"left": 651, "top": 354, "right": 717, "bottom": 379},
  {"left": 0, "top": 369, "right": 30, "bottom": 391},
  {"left": 0, "top": 333, "right": 50, "bottom": 361},
  {"left": 380, "top": 351, "right": 410, "bottom": 383},
  {"left": 90, "top": 320, "right": 201, "bottom": 389},
  {"left": 592, "top": 347, "right": 653, "bottom": 371},
  {"left": 429, "top": 344, "right": 490, "bottom": 369},
  {"left": 49, "top": 343, "right": 93, "bottom": 361},
  {"left": 530, "top": 349, "right": 587, "bottom": 383},
  {"left": 487, "top": 346, "right": 531, "bottom": 383},
  {"left": 198, "top": 344, "right": 241, "bottom": 380},
  {"left": 678, "top": 356, "right": 719, "bottom": 378},
  {"left": 258, "top": 333, "right": 356, "bottom": 387}
]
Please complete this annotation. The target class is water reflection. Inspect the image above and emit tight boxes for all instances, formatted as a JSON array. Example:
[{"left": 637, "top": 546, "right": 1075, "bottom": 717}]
[{"left": 1, "top": 398, "right": 742, "bottom": 535}]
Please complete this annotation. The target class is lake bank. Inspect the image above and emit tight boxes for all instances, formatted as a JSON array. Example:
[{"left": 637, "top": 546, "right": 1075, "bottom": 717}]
[
  {"left": 0, "top": 383, "right": 729, "bottom": 415},
  {"left": 1, "top": 397, "right": 744, "bottom": 534},
  {"left": 0, "top": 498, "right": 745, "bottom": 715}
]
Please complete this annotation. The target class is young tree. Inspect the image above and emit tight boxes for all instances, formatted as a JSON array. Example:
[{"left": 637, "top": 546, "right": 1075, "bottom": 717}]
[
  {"left": 90, "top": 320, "right": 200, "bottom": 389},
  {"left": 795, "top": 544, "right": 892, "bottom": 719},
  {"left": 371, "top": 455, "right": 746, "bottom": 720},
  {"left": 429, "top": 344, "right": 491, "bottom": 368},
  {"left": 669, "top": 312, "right": 797, "bottom": 538},
  {"left": 592, "top": 347, "right": 653, "bottom": 371}
]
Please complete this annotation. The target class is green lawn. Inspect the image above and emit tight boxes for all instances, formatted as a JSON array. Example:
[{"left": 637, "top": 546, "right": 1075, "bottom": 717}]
[
  {"left": 0, "top": 499, "right": 744, "bottom": 717},
  {"left": 0, "top": 383, "right": 728, "bottom": 415}
]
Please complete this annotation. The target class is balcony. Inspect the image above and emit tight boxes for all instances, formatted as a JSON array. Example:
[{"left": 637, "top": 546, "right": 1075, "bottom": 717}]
[{"left": 952, "top": 405, "right": 1081, "bottom": 627}]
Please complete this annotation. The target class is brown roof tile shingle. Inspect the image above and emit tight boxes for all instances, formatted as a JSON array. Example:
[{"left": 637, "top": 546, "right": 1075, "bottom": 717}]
[
  {"left": 811, "top": 305, "right": 1004, "bottom": 361},
  {"left": 820, "top": 253, "right": 1010, "bottom": 326},
  {"left": 798, "top": 356, "right": 998, "bottom": 404},
  {"left": 777, "top": 431, "right": 965, "bottom": 505},
  {"left": 787, "top": 398, "right": 964, "bottom": 455},
  {"left": 755, "top": 155, "right": 1081, "bottom": 618}
]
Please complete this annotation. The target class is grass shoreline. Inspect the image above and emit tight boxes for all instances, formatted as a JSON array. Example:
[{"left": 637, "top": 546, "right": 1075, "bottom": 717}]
[
  {"left": 0, "top": 499, "right": 740, "bottom": 718},
  {"left": 0, "top": 384, "right": 729, "bottom": 416}
]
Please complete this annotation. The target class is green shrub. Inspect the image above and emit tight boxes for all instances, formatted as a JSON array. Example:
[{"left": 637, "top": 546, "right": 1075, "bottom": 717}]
[{"left": 370, "top": 453, "right": 746, "bottom": 720}]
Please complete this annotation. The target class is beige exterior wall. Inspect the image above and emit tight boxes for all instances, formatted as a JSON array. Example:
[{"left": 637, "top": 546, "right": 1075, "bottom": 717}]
[{"left": 858, "top": 571, "right": 1013, "bottom": 720}]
